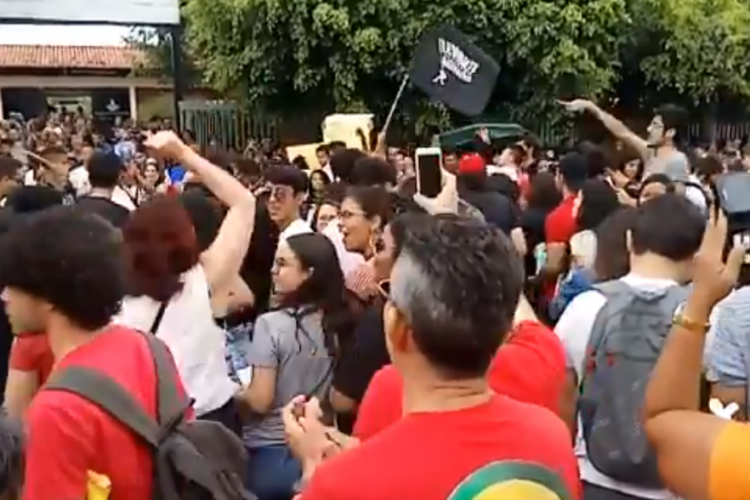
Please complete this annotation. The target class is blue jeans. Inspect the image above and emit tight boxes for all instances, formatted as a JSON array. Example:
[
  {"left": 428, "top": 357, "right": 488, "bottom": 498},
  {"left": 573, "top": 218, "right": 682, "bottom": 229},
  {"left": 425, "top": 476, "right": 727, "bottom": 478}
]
[{"left": 245, "top": 444, "right": 301, "bottom": 500}]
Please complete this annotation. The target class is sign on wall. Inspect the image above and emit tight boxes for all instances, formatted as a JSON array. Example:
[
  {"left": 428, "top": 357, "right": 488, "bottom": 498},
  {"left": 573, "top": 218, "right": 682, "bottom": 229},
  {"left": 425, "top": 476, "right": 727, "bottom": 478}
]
[
  {"left": 0, "top": 0, "right": 179, "bottom": 26},
  {"left": 91, "top": 89, "right": 131, "bottom": 123}
]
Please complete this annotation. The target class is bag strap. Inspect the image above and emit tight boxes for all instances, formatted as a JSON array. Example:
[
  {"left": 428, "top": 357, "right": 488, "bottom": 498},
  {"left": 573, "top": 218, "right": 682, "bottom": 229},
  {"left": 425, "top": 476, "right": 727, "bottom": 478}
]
[
  {"left": 149, "top": 302, "right": 168, "bottom": 335},
  {"left": 44, "top": 366, "right": 160, "bottom": 448},
  {"left": 136, "top": 330, "right": 190, "bottom": 426}
]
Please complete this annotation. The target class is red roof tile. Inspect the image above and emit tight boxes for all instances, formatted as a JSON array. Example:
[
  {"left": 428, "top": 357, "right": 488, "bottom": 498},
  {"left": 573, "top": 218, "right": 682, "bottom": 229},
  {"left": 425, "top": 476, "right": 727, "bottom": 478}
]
[{"left": 0, "top": 45, "right": 143, "bottom": 70}]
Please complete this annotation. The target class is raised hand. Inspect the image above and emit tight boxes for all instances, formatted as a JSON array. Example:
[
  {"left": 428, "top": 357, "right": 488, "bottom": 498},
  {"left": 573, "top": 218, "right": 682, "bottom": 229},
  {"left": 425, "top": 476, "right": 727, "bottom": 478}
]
[
  {"left": 558, "top": 99, "right": 594, "bottom": 114},
  {"left": 692, "top": 208, "right": 745, "bottom": 309},
  {"left": 143, "top": 131, "right": 187, "bottom": 160}
]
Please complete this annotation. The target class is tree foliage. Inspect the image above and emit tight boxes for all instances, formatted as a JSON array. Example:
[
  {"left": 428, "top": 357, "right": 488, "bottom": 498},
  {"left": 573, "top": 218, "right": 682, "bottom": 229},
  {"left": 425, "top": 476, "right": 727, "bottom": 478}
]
[{"left": 136, "top": 0, "right": 750, "bottom": 131}]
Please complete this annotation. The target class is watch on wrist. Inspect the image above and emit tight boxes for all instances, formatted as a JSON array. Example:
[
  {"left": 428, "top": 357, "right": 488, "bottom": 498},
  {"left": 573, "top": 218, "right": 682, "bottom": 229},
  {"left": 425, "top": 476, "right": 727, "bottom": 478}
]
[{"left": 672, "top": 309, "right": 710, "bottom": 334}]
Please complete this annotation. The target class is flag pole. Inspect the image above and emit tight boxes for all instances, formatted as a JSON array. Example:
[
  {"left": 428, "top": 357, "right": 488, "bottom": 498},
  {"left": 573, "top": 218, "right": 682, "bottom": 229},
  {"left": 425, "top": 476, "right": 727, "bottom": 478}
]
[{"left": 382, "top": 74, "right": 410, "bottom": 135}]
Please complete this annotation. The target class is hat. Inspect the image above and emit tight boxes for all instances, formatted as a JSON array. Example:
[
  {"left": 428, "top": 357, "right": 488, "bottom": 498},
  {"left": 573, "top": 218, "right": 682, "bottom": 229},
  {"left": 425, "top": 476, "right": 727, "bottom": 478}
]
[{"left": 458, "top": 153, "right": 485, "bottom": 174}]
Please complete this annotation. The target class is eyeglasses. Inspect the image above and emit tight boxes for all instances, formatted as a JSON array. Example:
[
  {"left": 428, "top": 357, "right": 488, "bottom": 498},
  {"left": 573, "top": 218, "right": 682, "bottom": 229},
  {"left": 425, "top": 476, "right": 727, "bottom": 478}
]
[{"left": 339, "top": 210, "right": 366, "bottom": 221}]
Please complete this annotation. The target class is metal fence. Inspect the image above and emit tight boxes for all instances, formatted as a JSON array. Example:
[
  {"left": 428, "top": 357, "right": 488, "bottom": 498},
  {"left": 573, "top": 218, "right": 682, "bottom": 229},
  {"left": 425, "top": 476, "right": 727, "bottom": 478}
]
[
  {"left": 178, "top": 101, "right": 278, "bottom": 151},
  {"left": 178, "top": 100, "right": 750, "bottom": 151}
]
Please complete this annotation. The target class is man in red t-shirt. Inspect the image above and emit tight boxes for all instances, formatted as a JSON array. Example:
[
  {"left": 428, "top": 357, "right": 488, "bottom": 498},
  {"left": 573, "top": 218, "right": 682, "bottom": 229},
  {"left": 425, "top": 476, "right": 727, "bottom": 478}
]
[
  {"left": 283, "top": 215, "right": 579, "bottom": 500},
  {"left": 542, "top": 153, "right": 588, "bottom": 303},
  {"left": 4, "top": 334, "right": 54, "bottom": 418},
  {"left": 352, "top": 317, "right": 567, "bottom": 441},
  {"left": 0, "top": 207, "right": 189, "bottom": 500}
]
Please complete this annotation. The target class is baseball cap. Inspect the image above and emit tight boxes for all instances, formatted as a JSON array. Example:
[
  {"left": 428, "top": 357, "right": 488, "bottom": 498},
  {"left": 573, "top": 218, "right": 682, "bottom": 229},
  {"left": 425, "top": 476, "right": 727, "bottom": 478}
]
[{"left": 458, "top": 153, "right": 485, "bottom": 175}]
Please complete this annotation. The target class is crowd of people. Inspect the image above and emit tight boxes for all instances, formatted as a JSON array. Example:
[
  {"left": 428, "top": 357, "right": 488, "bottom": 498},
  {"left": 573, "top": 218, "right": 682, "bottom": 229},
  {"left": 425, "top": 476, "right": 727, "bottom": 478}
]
[{"left": 0, "top": 98, "right": 748, "bottom": 500}]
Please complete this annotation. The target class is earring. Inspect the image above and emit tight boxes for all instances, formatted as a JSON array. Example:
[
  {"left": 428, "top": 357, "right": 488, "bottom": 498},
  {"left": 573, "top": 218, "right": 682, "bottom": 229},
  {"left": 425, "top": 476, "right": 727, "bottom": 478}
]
[{"left": 368, "top": 227, "right": 381, "bottom": 256}]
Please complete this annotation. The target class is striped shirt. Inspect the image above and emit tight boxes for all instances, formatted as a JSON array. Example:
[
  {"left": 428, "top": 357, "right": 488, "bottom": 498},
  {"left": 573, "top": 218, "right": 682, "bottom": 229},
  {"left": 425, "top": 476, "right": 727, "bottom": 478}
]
[{"left": 706, "top": 287, "right": 750, "bottom": 407}]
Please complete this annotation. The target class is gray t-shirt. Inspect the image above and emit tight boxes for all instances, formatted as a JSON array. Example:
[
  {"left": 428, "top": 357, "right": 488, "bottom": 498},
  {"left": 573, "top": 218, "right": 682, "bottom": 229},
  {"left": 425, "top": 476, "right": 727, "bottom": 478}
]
[{"left": 243, "top": 308, "right": 333, "bottom": 447}]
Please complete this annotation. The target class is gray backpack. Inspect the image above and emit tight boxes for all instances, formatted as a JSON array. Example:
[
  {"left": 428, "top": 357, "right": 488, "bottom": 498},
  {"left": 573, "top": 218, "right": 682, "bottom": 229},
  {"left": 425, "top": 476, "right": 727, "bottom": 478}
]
[
  {"left": 578, "top": 280, "right": 690, "bottom": 489},
  {"left": 44, "top": 331, "right": 255, "bottom": 500}
]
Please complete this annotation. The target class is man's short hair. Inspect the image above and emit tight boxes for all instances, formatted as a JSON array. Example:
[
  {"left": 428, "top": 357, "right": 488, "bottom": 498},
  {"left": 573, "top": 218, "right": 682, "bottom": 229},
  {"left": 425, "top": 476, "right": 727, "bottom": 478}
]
[
  {"left": 37, "top": 145, "right": 67, "bottom": 159},
  {"left": 558, "top": 152, "right": 588, "bottom": 191},
  {"left": 264, "top": 165, "right": 309, "bottom": 194},
  {"left": 632, "top": 194, "right": 705, "bottom": 262},
  {"left": 655, "top": 104, "right": 688, "bottom": 143},
  {"left": 87, "top": 151, "right": 123, "bottom": 189},
  {"left": 389, "top": 214, "right": 523, "bottom": 379}
]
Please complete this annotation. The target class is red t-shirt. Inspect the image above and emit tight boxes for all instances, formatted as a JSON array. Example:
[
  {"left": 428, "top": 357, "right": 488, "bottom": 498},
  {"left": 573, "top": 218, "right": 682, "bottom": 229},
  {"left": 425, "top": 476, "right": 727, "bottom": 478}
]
[
  {"left": 22, "top": 326, "right": 188, "bottom": 500},
  {"left": 301, "top": 394, "right": 580, "bottom": 500},
  {"left": 543, "top": 195, "right": 578, "bottom": 300},
  {"left": 353, "top": 321, "right": 566, "bottom": 441},
  {"left": 9, "top": 334, "right": 55, "bottom": 386}
]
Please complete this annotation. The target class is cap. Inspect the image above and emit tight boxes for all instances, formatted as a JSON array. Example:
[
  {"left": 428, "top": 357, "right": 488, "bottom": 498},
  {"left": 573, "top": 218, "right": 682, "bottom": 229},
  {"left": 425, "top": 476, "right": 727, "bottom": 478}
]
[{"left": 458, "top": 153, "right": 485, "bottom": 175}]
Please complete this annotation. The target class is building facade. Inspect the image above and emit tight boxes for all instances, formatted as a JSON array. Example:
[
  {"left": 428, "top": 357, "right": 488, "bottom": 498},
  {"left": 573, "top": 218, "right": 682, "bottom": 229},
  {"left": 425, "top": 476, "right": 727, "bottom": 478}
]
[{"left": 0, "top": 44, "right": 181, "bottom": 122}]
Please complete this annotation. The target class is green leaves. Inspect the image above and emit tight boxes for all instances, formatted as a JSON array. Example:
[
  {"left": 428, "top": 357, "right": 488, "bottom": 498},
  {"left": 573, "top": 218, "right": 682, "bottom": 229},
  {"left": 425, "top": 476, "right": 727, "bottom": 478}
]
[
  {"left": 629, "top": 0, "right": 750, "bottom": 103},
  {"left": 144, "top": 0, "right": 750, "bottom": 132}
]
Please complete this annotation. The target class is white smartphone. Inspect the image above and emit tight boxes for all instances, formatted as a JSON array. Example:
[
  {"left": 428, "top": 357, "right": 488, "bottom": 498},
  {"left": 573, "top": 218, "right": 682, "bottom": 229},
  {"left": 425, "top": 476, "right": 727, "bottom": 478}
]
[{"left": 415, "top": 147, "right": 443, "bottom": 198}]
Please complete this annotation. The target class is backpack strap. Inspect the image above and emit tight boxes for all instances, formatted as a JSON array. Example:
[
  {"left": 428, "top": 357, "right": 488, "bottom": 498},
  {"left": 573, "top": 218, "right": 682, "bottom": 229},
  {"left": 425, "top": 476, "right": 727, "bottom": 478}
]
[
  {"left": 136, "top": 331, "right": 191, "bottom": 427},
  {"left": 149, "top": 302, "right": 168, "bottom": 335},
  {"left": 44, "top": 366, "right": 160, "bottom": 448}
]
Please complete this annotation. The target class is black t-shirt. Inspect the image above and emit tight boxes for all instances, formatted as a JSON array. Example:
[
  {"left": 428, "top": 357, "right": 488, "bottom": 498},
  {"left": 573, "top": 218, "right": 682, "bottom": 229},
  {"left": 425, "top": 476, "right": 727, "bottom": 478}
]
[
  {"left": 75, "top": 196, "right": 130, "bottom": 229},
  {"left": 459, "top": 186, "right": 519, "bottom": 235},
  {"left": 333, "top": 304, "right": 390, "bottom": 404}
]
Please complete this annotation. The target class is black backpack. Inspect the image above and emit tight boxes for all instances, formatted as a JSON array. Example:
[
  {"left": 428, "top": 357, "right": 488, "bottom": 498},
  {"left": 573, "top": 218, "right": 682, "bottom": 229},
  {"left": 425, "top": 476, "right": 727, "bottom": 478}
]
[{"left": 44, "top": 331, "right": 255, "bottom": 500}]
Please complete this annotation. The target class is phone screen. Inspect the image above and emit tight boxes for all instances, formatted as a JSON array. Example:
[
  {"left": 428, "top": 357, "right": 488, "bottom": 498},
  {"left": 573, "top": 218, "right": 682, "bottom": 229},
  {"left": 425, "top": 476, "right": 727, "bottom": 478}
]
[{"left": 417, "top": 153, "right": 442, "bottom": 198}]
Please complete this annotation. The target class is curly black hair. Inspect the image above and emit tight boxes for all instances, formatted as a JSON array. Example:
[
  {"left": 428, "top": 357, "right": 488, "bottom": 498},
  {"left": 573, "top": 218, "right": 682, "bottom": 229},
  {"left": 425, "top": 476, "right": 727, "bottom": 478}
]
[{"left": 0, "top": 206, "right": 125, "bottom": 330}]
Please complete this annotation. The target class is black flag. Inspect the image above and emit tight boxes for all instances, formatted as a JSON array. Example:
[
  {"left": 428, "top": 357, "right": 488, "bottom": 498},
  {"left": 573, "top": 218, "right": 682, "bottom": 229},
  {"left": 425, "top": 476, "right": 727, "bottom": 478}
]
[{"left": 409, "top": 25, "right": 500, "bottom": 116}]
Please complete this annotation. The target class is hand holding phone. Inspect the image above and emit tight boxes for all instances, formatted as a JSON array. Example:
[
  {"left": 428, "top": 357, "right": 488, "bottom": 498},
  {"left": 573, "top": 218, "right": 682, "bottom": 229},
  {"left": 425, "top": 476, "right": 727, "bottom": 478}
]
[{"left": 415, "top": 147, "right": 443, "bottom": 198}]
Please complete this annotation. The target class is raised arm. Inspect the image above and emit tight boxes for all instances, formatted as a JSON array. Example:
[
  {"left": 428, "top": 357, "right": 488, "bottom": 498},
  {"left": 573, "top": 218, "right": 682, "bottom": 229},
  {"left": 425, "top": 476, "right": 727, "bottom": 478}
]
[
  {"left": 644, "top": 208, "right": 747, "bottom": 500},
  {"left": 560, "top": 99, "right": 650, "bottom": 161},
  {"left": 146, "top": 132, "right": 257, "bottom": 292}
]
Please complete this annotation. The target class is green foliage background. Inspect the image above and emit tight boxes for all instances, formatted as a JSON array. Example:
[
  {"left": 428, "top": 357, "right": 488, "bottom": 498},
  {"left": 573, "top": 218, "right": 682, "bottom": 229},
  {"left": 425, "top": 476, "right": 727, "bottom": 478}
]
[{"left": 129, "top": 0, "right": 750, "bottom": 136}]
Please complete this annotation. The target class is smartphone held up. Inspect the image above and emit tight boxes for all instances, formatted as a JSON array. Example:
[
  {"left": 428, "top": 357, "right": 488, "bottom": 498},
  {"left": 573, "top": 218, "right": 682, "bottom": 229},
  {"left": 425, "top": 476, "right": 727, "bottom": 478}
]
[{"left": 415, "top": 147, "right": 443, "bottom": 198}]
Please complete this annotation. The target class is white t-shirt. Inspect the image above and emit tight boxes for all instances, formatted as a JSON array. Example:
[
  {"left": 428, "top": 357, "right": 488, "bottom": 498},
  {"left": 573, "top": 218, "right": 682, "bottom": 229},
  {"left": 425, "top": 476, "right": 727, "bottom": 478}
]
[
  {"left": 684, "top": 174, "right": 708, "bottom": 214},
  {"left": 569, "top": 229, "right": 597, "bottom": 269},
  {"left": 321, "top": 164, "right": 334, "bottom": 182},
  {"left": 279, "top": 218, "right": 313, "bottom": 242},
  {"left": 554, "top": 273, "right": 680, "bottom": 500},
  {"left": 68, "top": 166, "right": 91, "bottom": 197},
  {"left": 115, "top": 264, "right": 237, "bottom": 416},
  {"left": 23, "top": 169, "right": 36, "bottom": 186}
]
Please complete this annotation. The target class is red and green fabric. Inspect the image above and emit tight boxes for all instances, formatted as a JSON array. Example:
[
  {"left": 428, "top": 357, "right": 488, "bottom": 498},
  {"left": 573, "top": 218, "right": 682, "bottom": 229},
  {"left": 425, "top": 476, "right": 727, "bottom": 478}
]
[{"left": 446, "top": 460, "right": 574, "bottom": 500}]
